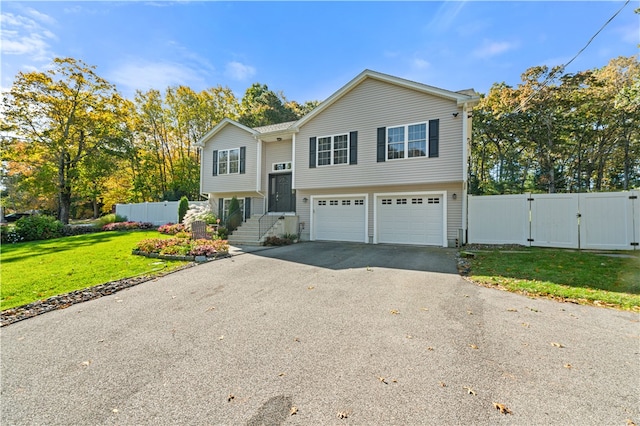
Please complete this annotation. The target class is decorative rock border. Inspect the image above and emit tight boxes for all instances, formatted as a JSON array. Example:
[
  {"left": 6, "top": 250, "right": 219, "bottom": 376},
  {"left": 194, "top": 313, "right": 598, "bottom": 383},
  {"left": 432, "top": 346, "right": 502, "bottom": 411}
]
[
  {"left": 131, "top": 249, "right": 229, "bottom": 262},
  {"left": 1, "top": 251, "right": 230, "bottom": 327}
]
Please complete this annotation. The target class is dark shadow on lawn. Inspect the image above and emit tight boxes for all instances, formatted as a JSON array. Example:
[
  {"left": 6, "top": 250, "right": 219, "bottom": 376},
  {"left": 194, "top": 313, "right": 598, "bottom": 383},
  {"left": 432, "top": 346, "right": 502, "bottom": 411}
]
[{"left": 246, "top": 241, "right": 459, "bottom": 274}]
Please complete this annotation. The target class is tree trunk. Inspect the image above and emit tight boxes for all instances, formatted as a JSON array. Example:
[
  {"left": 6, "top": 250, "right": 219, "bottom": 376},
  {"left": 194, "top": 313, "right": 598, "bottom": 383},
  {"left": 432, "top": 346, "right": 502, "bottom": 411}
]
[{"left": 58, "top": 152, "right": 72, "bottom": 224}]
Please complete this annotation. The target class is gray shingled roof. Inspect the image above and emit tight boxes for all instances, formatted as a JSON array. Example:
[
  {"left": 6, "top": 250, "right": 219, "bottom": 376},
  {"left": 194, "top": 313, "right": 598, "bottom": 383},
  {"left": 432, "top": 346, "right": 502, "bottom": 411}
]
[{"left": 253, "top": 121, "right": 297, "bottom": 134}]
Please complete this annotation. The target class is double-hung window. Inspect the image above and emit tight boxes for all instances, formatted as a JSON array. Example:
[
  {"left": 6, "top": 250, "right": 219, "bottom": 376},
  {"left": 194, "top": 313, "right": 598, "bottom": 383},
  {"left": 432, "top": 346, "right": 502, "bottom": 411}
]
[
  {"left": 218, "top": 148, "right": 240, "bottom": 174},
  {"left": 317, "top": 134, "right": 349, "bottom": 166},
  {"left": 387, "top": 123, "right": 427, "bottom": 160}
]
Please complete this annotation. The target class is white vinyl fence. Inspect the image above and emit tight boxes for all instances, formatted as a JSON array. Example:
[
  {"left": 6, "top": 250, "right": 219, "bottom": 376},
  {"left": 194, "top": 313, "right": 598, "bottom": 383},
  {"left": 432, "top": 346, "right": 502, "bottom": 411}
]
[
  {"left": 468, "top": 191, "right": 639, "bottom": 250},
  {"left": 115, "top": 201, "right": 208, "bottom": 226}
]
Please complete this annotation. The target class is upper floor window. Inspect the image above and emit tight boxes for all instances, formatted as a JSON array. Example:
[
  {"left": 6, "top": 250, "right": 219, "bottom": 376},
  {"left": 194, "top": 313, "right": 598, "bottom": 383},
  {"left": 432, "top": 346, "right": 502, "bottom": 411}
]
[
  {"left": 309, "top": 132, "right": 357, "bottom": 168},
  {"left": 377, "top": 119, "right": 438, "bottom": 163},
  {"left": 387, "top": 123, "right": 426, "bottom": 160},
  {"left": 317, "top": 134, "right": 349, "bottom": 166},
  {"left": 213, "top": 147, "right": 246, "bottom": 176},
  {"left": 219, "top": 148, "right": 240, "bottom": 174}
]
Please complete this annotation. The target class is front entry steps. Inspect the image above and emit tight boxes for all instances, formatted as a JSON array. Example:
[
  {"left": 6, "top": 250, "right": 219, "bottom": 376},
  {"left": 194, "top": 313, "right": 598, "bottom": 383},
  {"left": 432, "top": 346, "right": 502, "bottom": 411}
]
[
  {"left": 226, "top": 215, "right": 263, "bottom": 246},
  {"left": 227, "top": 215, "right": 296, "bottom": 246}
]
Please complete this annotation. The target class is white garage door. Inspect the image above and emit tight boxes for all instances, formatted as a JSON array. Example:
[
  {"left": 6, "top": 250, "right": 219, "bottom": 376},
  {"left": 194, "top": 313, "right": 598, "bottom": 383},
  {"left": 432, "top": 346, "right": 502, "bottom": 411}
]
[
  {"left": 376, "top": 195, "right": 443, "bottom": 246},
  {"left": 313, "top": 197, "right": 366, "bottom": 242}
]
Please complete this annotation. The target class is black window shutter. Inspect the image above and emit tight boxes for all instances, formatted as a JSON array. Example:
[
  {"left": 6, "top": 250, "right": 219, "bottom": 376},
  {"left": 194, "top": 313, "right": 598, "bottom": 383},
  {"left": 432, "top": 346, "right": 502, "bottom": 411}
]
[
  {"left": 212, "top": 150, "right": 218, "bottom": 176},
  {"left": 377, "top": 127, "right": 386, "bottom": 162},
  {"left": 244, "top": 197, "right": 251, "bottom": 220},
  {"left": 429, "top": 119, "right": 439, "bottom": 158},
  {"left": 239, "top": 146, "right": 246, "bottom": 174},
  {"left": 309, "top": 137, "right": 316, "bottom": 168},
  {"left": 349, "top": 131, "right": 358, "bottom": 165},
  {"left": 218, "top": 198, "right": 224, "bottom": 219}
]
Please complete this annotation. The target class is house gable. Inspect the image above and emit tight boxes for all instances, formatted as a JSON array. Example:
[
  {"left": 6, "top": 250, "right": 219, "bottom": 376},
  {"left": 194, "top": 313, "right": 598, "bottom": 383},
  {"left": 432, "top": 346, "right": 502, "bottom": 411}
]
[
  {"left": 294, "top": 76, "right": 474, "bottom": 190},
  {"left": 200, "top": 120, "right": 258, "bottom": 194}
]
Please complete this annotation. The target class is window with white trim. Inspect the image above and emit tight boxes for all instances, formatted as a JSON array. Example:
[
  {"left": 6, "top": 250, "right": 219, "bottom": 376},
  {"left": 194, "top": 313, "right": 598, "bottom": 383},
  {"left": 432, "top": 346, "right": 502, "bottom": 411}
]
[
  {"left": 218, "top": 148, "right": 240, "bottom": 174},
  {"left": 387, "top": 123, "right": 427, "bottom": 160},
  {"left": 223, "top": 197, "right": 244, "bottom": 221},
  {"left": 317, "top": 134, "right": 349, "bottom": 166}
]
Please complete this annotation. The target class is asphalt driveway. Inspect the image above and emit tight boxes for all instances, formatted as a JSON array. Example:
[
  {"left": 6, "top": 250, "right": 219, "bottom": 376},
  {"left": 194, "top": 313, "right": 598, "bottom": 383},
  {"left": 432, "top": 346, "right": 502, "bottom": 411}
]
[{"left": 1, "top": 242, "right": 639, "bottom": 425}]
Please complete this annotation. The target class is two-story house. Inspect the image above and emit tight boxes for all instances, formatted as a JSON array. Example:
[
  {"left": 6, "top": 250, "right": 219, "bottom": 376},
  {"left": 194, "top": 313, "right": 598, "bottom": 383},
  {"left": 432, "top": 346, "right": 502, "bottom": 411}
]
[{"left": 196, "top": 70, "right": 479, "bottom": 247}]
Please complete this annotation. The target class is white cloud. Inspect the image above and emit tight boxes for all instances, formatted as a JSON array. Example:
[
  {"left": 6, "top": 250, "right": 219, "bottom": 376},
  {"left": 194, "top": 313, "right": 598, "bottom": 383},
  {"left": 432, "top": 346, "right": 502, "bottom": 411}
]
[
  {"left": 107, "top": 60, "right": 205, "bottom": 95},
  {"left": 413, "top": 58, "right": 430, "bottom": 70},
  {"left": 617, "top": 22, "right": 640, "bottom": 45},
  {"left": 25, "top": 7, "right": 56, "bottom": 25},
  {"left": 225, "top": 61, "right": 256, "bottom": 81},
  {"left": 428, "top": 1, "right": 467, "bottom": 33},
  {"left": 0, "top": 11, "right": 56, "bottom": 61},
  {"left": 473, "top": 40, "right": 518, "bottom": 59}
]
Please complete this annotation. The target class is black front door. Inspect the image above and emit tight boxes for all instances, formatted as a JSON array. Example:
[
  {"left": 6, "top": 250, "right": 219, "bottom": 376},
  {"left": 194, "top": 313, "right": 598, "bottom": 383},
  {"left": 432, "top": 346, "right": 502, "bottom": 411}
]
[{"left": 268, "top": 173, "right": 295, "bottom": 212}]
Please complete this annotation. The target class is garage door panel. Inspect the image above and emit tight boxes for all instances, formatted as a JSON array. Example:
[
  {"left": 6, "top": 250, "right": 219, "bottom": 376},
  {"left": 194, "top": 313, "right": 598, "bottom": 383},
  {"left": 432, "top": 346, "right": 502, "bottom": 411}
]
[
  {"left": 314, "top": 197, "right": 366, "bottom": 242},
  {"left": 376, "top": 195, "right": 443, "bottom": 246}
]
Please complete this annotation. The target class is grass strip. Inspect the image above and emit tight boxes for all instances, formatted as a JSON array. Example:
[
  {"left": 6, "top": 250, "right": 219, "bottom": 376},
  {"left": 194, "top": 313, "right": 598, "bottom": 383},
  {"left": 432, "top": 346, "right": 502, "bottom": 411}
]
[
  {"left": 466, "top": 247, "right": 640, "bottom": 311},
  {"left": 1, "top": 230, "right": 189, "bottom": 310}
]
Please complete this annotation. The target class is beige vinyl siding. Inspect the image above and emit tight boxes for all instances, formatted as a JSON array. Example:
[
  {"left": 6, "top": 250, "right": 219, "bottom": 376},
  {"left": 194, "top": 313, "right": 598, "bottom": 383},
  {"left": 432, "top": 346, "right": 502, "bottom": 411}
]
[
  {"left": 296, "top": 78, "right": 464, "bottom": 190},
  {"left": 201, "top": 125, "right": 257, "bottom": 194},
  {"left": 261, "top": 139, "right": 293, "bottom": 192},
  {"left": 296, "top": 182, "right": 463, "bottom": 246}
]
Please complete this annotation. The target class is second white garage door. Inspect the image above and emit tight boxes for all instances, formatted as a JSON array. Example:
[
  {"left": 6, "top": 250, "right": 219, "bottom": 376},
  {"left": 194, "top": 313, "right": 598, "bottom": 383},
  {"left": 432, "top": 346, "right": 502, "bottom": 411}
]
[
  {"left": 376, "top": 195, "right": 444, "bottom": 246},
  {"left": 313, "top": 196, "right": 367, "bottom": 242}
]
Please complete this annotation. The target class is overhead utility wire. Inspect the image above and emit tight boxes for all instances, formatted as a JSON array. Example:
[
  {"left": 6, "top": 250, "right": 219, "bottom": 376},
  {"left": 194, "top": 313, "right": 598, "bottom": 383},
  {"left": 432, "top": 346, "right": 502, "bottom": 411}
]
[{"left": 513, "top": 0, "right": 631, "bottom": 113}]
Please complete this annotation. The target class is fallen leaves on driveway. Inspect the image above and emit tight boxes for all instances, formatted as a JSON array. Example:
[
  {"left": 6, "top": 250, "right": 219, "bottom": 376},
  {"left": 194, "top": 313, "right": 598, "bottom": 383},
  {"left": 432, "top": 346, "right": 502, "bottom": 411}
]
[
  {"left": 289, "top": 406, "right": 298, "bottom": 415},
  {"left": 551, "top": 342, "right": 565, "bottom": 348},
  {"left": 463, "top": 386, "right": 476, "bottom": 396},
  {"left": 493, "top": 402, "right": 512, "bottom": 415},
  {"left": 390, "top": 309, "right": 400, "bottom": 315},
  {"left": 337, "top": 411, "right": 349, "bottom": 419},
  {"left": 469, "top": 344, "right": 479, "bottom": 350}
]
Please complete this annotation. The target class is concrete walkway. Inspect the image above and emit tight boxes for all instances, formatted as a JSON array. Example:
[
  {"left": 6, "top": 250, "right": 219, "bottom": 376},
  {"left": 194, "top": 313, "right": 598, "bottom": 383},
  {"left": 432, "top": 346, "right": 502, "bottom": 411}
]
[{"left": 1, "top": 242, "right": 638, "bottom": 425}]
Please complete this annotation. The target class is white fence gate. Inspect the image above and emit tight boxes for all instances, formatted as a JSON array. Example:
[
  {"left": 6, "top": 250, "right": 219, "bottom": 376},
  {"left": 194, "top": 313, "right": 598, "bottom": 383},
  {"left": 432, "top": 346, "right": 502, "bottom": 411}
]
[
  {"left": 468, "top": 191, "right": 639, "bottom": 250},
  {"left": 115, "top": 201, "right": 208, "bottom": 226}
]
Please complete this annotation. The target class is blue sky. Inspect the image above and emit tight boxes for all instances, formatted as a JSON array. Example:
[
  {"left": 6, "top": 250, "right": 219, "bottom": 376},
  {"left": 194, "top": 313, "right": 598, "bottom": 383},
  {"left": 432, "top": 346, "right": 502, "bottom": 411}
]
[{"left": 1, "top": 1, "right": 638, "bottom": 103}]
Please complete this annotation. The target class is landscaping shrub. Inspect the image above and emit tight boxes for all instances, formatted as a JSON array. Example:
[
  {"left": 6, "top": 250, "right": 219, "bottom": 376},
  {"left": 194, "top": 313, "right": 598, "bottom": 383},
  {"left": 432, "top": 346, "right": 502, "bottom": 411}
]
[
  {"left": 178, "top": 196, "right": 190, "bottom": 224},
  {"left": 158, "top": 223, "right": 186, "bottom": 235},
  {"left": 102, "top": 221, "right": 154, "bottom": 231},
  {"left": 62, "top": 225, "right": 101, "bottom": 237},
  {"left": 216, "top": 226, "right": 229, "bottom": 240},
  {"left": 226, "top": 196, "right": 242, "bottom": 232},
  {"left": 263, "top": 235, "right": 295, "bottom": 246},
  {"left": 182, "top": 204, "right": 217, "bottom": 230},
  {"left": 133, "top": 237, "right": 229, "bottom": 257},
  {"left": 94, "top": 213, "right": 127, "bottom": 230},
  {"left": 13, "top": 215, "right": 64, "bottom": 242},
  {"left": 1, "top": 225, "right": 19, "bottom": 244}
]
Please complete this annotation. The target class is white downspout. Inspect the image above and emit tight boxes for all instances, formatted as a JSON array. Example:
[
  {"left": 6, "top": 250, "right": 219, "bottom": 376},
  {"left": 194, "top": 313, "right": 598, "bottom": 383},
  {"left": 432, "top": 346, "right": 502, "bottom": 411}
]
[
  {"left": 256, "top": 138, "right": 266, "bottom": 214},
  {"left": 461, "top": 103, "right": 470, "bottom": 245},
  {"left": 291, "top": 133, "right": 296, "bottom": 189}
]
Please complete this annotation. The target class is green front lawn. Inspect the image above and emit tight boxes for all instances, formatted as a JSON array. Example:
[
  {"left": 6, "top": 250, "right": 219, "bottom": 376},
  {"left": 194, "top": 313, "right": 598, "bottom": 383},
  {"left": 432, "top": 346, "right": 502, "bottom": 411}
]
[
  {"left": 1, "top": 231, "right": 189, "bottom": 310},
  {"left": 466, "top": 247, "right": 640, "bottom": 311}
]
